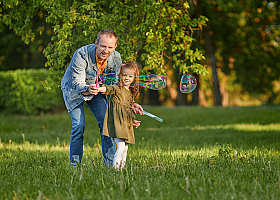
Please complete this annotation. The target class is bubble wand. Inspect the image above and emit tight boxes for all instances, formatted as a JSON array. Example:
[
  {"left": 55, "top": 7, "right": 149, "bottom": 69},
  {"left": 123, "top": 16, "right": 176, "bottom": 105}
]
[
  {"left": 142, "top": 110, "right": 163, "bottom": 122},
  {"left": 91, "top": 63, "right": 102, "bottom": 90},
  {"left": 136, "top": 108, "right": 163, "bottom": 122}
]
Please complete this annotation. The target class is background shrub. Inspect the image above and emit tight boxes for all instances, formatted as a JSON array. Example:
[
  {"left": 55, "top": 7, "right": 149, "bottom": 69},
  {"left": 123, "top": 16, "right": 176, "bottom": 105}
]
[{"left": 0, "top": 69, "right": 64, "bottom": 114}]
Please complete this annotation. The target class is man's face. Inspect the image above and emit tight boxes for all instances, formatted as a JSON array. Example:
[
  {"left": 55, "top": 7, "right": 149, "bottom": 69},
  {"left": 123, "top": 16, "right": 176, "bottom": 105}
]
[{"left": 95, "top": 35, "right": 117, "bottom": 60}]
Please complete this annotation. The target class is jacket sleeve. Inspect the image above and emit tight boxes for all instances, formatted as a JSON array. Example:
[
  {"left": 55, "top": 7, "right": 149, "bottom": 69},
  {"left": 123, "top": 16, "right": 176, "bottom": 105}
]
[
  {"left": 103, "top": 85, "right": 119, "bottom": 95},
  {"left": 69, "top": 48, "right": 90, "bottom": 93}
]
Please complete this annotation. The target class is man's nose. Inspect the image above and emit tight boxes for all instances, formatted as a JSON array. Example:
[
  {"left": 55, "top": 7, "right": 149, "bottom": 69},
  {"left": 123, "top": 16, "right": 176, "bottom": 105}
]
[{"left": 103, "top": 47, "right": 109, "bottom": 52}]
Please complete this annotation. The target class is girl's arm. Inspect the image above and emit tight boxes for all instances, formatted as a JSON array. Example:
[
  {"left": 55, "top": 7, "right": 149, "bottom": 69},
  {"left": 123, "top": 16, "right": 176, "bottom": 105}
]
[{"left": 98, "top": 85, "right": 118, "bottom": 95}]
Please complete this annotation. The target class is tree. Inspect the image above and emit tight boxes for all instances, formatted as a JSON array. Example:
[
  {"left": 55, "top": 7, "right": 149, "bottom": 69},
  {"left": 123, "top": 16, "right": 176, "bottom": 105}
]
[
  {"left": 1, "top": 0, "right": 208, "bottom": 75},
  {"left": 191, "top": 0, "right": 280, "bottom": 105},
  {"left": 0, "top": 2, "right": 53, "bottom": 70}
]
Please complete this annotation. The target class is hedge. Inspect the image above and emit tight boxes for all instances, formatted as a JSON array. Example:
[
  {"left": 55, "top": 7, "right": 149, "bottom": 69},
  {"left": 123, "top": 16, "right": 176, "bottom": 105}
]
[{"left": 0, "top": 69, "right": 64, "bottom": 115}]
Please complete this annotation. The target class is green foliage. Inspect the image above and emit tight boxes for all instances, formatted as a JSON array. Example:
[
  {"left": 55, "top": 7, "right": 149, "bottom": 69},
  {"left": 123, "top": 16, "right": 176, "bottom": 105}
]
[
  {"left": 141, "top": 2, "right": 208, "bottom": 75},
  {"left": 0, "top": 0, "right": 41, "bottom": 44},
  {"left": 1, "top": 107, "right": 280, "bottom": 199},
  {"left": 0, "top": 69, "right": 63, "bottom": 114},
  {"left": 193, "top": 0, "right": 280, "bottom": 94},
  {"left": 0, "top": 25, "right": 51, "bottom": 71},
  {"left": 0, "top": 1, "right": 53, "bottom": 70},
  {"left": 0, "top": 0, "right": 208, "bottom": 75}
]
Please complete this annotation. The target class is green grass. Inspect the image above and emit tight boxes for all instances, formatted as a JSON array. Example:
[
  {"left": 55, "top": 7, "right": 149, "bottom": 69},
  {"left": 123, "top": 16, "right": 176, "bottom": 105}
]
[{"left": 1, "top": 106, "right": 280, "bottom": 199}]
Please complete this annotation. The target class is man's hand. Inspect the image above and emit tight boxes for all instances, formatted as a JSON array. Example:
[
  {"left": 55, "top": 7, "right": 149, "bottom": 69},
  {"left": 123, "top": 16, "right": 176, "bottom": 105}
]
[
  {"left": 132, "top": 103, "right": 144, "bottom": 115},
  {"left": 132, "top": 120, "right": 141, "bottom": 128},
  {"left": 82, "top": 84, "right": 99, "bottom": 95}
]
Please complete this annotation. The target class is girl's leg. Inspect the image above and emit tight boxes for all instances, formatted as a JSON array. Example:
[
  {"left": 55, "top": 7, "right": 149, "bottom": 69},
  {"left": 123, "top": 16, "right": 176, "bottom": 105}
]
[
  {"left": 114, "top": 138, "right": 126, "bottom": 170},
  {"left": 121, "top": 144, "right": 128, "bottom": 169}
]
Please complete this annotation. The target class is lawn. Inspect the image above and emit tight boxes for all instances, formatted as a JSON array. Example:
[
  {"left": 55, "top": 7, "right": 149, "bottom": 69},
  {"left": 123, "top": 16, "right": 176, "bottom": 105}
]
[{"left": 0, "top": 106, "right": 280, "bottom": 199}]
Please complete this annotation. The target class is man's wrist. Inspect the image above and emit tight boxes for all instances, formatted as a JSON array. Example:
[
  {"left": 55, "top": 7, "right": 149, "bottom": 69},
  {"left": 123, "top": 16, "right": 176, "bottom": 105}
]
[
  {"left": 87, "top": 86, "right": 91, "bottom": 93},
  {"left": 82, "top": 85, "right": 92, "bottom": 95}
]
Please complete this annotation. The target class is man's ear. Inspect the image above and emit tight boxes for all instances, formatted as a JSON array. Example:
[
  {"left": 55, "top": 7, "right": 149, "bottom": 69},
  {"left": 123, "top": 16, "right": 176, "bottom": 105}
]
[
  {"left": 115, "top": 44, "right": 118, "bottom": 48},
  {"left": 95, "top": 40, "right": 98, "bottom": 46}
]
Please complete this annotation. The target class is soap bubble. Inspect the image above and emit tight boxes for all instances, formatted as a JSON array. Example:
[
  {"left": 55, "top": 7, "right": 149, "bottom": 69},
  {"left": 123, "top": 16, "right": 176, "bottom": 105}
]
[
  {"left": 180, "top": 74, "right": 197, "bottom": 93},
  {"left": 138, "top": 74, "right": 166, "bottom": 90},
  {"left": 101, "top": 73, "right": 166, "bottom": 90}
]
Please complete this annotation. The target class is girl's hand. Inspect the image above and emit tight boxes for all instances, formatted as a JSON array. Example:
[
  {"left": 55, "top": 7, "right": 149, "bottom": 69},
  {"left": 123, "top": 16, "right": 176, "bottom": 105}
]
[
  {"left": 98, "top": 86, "right": 106, "bottom": 93},
  {"left": 132, "top": 103, "right": 144, "bottom": 115},
  {"left": 132, "top": 120, "right": 141, "bottom": 128}
]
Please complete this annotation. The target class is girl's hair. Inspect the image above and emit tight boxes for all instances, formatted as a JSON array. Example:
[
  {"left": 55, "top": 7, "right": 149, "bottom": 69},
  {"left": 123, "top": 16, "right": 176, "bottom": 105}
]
[{"left": 120, "top": 61, "right": 140, "bottom": 99}]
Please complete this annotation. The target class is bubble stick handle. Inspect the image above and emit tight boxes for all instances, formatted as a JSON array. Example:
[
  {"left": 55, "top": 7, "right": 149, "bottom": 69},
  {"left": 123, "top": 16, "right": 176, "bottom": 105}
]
[{"left": 143, "top": 110, "right": 163, "bottom": 122}]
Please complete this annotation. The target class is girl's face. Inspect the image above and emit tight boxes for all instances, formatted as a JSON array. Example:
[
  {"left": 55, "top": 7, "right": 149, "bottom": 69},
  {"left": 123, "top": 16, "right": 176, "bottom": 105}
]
[{"left": 121, "top": 68, "right": 135, "bottom": 87}]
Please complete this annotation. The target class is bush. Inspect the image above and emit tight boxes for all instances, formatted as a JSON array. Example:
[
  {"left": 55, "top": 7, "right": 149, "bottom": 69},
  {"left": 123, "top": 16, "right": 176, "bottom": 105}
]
[{"left": 0, "top": 69, "right": 64, "bottom": 114}]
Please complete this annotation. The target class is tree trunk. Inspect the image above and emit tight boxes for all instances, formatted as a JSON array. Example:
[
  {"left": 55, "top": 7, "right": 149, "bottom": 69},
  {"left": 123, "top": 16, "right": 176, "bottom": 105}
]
[
  {"left": 198, "top": 88, "right": 210, "bottom": 107},
  {"left": 177, "top": 91, "right": 187, "bottom": 105},
  {"left": 220, "top": 74, "right": 229, "bottom": 106},
  {"left": 204, "top": 25, "right": 222, "bottom": 106},
  {"left": 148, "top": 90, "right": 160, "bottom": 105}
]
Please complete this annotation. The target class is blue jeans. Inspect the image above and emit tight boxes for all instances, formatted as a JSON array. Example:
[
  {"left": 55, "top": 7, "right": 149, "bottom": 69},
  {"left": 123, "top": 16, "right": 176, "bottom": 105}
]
[{"left": 69, "top": 93, "right": 115, "bottom": 166}]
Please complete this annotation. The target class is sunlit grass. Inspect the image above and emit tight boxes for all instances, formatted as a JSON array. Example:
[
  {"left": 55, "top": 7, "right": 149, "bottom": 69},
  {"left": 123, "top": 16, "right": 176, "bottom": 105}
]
[
  {"left": 146, "top": 123, "right": 280, "bottom": 131},
  {"left": 1, "top": 106, "right": 280, "bottom": 199}
]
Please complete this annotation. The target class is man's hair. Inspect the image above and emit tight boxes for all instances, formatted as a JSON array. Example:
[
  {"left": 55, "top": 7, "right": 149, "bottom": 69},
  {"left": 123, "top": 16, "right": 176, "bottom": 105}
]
[{"left": 96, "top": 29, "right": 118, "bottom": 45}]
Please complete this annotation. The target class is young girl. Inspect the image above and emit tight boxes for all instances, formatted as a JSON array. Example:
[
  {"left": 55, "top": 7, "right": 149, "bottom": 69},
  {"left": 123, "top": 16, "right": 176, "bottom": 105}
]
[{"left": 98, "top": 61, "right": 141, "bottom": 170}]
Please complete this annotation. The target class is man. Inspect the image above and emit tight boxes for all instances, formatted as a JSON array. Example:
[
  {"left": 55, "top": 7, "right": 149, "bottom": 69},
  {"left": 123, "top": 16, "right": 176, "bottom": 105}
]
[{"left": 61, "top": 29, "right": 142, "bottom": 166}]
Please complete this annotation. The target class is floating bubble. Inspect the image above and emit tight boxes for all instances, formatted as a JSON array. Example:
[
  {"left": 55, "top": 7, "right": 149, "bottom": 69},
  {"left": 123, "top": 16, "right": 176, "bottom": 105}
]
[
  {"left": 180, "top": 74, "right": 197, "bottom": 93},
  {"left": 138, "top": 80, "right": 166, "bottom": 90},
  {"left": 138, "top": 74, "right": 166, "bottom": 90},
  {"left": 100, "top": 73, "right": 166, "bottom": 90},
  {"left": 100, "top": 73, "right": 118, "bottom": 85}
]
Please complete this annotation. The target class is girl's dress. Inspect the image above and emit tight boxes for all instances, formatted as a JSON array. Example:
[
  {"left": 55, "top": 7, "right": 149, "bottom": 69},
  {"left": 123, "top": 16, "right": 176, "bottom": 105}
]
[{"left": 102, "top": 85, "right": 136, "bottom": 144}]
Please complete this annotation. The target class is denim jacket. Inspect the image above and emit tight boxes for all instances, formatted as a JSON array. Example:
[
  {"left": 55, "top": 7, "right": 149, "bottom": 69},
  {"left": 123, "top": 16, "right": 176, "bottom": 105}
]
[{"left": 61, "top": 43, "right": 122, "bottom": 112}]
